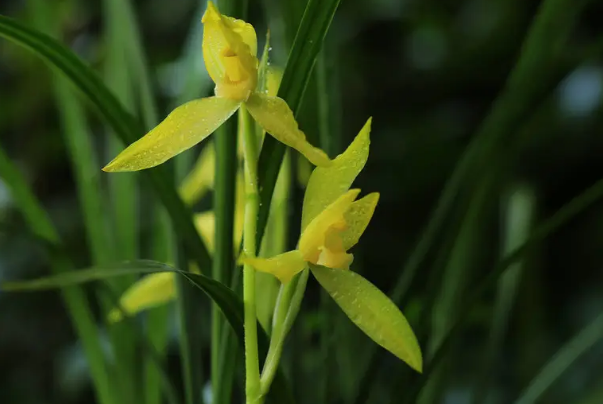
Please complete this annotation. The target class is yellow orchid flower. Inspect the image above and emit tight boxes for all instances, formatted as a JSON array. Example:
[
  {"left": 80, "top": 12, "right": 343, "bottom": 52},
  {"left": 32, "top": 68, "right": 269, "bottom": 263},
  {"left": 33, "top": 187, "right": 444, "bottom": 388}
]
[
  {"left": 244, "top": 118, "right": 423, "bottom": 371},
  {"left": 243, "top": 118, "right": 377, "bottom": 283},
  {"left": 103, "top": 1, "right": 329, "bottom": 172}
]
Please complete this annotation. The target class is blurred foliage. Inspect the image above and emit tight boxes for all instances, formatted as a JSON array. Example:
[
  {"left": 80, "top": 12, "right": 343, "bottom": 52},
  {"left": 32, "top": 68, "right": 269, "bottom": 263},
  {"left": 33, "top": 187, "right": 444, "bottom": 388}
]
[{"left": 1, "top": 0, "right": 603, "bottom": 403}]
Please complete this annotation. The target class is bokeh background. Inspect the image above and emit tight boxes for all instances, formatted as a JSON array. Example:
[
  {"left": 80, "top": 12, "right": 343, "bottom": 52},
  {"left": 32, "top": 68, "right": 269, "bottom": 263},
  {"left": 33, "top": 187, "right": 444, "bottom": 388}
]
[{"left": 1, "top": 0, "right": 603, "bottom": 403}]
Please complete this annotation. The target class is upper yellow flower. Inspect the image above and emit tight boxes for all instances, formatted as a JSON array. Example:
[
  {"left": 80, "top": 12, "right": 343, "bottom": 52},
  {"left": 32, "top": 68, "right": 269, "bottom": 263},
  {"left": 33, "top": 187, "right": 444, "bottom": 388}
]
[
  {"left": 243, "top": 118, "right": 378, "bottom": 283},
  {"left": 103, "top": 1, "right": 329, "bottom": 172}
]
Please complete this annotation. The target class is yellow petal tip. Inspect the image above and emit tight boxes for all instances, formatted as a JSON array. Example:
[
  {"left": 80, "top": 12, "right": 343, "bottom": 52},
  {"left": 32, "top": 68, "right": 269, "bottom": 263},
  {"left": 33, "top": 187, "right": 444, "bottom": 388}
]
[{"left": 202, "top": 1, "right": 220, "bottom": 22}]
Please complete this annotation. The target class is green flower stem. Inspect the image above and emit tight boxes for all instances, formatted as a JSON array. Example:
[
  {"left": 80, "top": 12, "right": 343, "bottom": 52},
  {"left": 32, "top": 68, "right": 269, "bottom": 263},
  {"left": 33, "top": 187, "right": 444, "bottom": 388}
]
[
  {"left": 212, "top": 114, "right": 238, "bottom": 403},
  {"left": 260, "top": 281, "right": 296, "bottom": 394},
  {"left": 260, "top": 269, "right": 309, "bottom": 397},
  {"left": 241, "top": 104, "right": 261, "bottom": 403}
]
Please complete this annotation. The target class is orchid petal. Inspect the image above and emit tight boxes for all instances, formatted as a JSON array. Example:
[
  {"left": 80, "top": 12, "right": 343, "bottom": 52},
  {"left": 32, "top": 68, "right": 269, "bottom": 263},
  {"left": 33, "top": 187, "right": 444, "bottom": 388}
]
[
  {"left": 103, "top": 97, "right": 240, "bottom": 172},
  {"left": 107, "top": 273, "right": 176, "bottom": 323},
  {"left": 302, "top": 118, "right": 371, "bottom": 229},
  {"left": 245, "top": 93, "right": 331, "bottom": 167},
  {"left": 243, "top": 250, "right": 307, "bottom": 284}
]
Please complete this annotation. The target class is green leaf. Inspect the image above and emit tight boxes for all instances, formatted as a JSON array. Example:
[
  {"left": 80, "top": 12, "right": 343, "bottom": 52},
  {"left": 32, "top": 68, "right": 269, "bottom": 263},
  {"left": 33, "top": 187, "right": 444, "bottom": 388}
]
[
  {"left": 310, "top": 265, "right": 422, "bottom": 372},
  {"left": 256, "top": 0, "right": 341, "bottom": 250},
  {"left": 0, "top": 15, "right": 212, "bottom": 273},
  {"left": 1, "top": 260, "right": 295, "bottom": 404}
]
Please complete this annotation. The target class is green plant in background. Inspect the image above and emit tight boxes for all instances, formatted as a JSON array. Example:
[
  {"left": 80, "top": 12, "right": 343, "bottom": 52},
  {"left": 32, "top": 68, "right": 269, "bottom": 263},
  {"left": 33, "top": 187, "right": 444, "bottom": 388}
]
[{"left": 3, "top": 0, "right": 603, "bottom": 403}]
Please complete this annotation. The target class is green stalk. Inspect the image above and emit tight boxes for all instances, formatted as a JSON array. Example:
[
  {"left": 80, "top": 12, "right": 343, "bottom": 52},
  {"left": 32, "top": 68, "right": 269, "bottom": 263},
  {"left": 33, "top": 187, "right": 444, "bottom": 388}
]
[
  {"left": 473, "top": 184, "right": 536, "bottom": 404},
  {"left": 102, "top": 0, "right": 141, "bottom": 400},
  {"left": 259, "top": 270, "right": 309, "bottom": 397},
  {"left": 112, "top": 3, "right": 175, "bottom": 404},
  {"left": 315, "top": 48, "right": 335, "bottom": 403},
  {"left": 0, "top": 142, "right": 113, "bottom": 404},
  {"left": 211, "top": 116, "right": 238, "bottom": 403},
  {"left": 240, "top": 104, "right": 262, "bottom": 404},
  {"left": 104, "top": 0, "right": 137, "bottom": 263}
]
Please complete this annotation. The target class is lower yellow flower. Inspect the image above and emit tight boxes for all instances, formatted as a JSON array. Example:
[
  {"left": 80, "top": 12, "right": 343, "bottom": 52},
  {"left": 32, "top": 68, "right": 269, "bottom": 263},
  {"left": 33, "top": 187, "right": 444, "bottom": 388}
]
[
  {"left": 243, "top": 118, "right": 378, "bottom": 283},
  {"left": 244, "top": 189, "right": 378, "bottom": 283}
]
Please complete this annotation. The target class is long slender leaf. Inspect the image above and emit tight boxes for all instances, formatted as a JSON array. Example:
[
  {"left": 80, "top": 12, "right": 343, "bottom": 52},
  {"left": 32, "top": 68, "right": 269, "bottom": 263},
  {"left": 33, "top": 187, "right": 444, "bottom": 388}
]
[
  {"left": 109, "top": 2, "right": 176, "bottom": 404},
  {"left": 407, "top": 173, "right": 603, "bottom": 402},
  {"left": 256, "top": 0, "right": 341, "bottom": 250},
  {"left": 473, "top": 184, "right": 536, "bottom": 404}
]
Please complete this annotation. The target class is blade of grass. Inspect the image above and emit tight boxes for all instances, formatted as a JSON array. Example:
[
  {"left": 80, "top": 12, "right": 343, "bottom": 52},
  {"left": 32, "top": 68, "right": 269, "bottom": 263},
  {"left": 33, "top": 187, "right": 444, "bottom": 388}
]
[
  {"left": 102, "top": 1, "right": 143, "bottom": 402},
  {"left": 2, "top": 259, "right": 296, "bottom": 403},
  {"left": 104, "top": 0, "right": 137, "bottom": 263},
  {"left": 314, "top": 47, "right": 339, "bottom": 404},
  {"left": 472, "top": 184, "right": 536, "bottom": 404},
  {"left": 212, "top": 115, "right": 238, "bottom": 404},
  {"left": 418, "top": 176, "right": 494, "bottom": 404},
  {"left": 110, "top": 3, "right": 177, "bottom": 404},
  {"left": 256, "top": 0, "right": 341, "bottom": 250},
  {"left": 407, "top": 173, "right": 603, "bottom": 402},
  {"left": 389, "top": 0, "right": 590, "bottom": 306},
  {"left": 514, "top": 312, "right": 603, "bottom": 404},
  {"left": 0, "top": 15, "right": 212, "bottom": 274},
  {"left": 27, "top": 2, "right": 124, "bottom": 404},
  {"left": 0, "top": 142, "right": 114, "bottom": 404}
]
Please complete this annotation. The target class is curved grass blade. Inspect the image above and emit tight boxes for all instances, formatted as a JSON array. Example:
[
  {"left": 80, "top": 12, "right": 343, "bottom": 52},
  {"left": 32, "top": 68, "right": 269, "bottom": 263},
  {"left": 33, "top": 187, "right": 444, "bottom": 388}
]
[
  {"left": 514, "top": 312, "right": 603, "bottom": 404},
  {"left": 1, "top": 259, "right": 295, "bottom": 404},
  {"left": 405, "top": 174, "right": 603, "bottom": 403},
  {"left": 0, "top": 15, "right": 211, "bottom": 273},
  {"left": 472, "top": 185, "right": 536, "bottom": 404}
]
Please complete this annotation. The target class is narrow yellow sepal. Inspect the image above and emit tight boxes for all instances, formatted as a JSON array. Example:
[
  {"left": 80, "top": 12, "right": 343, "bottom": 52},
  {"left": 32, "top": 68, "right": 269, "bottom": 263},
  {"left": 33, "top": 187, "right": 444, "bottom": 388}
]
[
  {"left": 245, "top": 93, "right": 331, "bottom": 167},
  {"left": 103, "top": 97, "right": 240, "bottom": 172},
  {"left": 302, "top": 117, "right": 372, "bottom": 229},
  {"left": 242, "top": 250, "right": 307, "bottom": 284},
  {"left": 107, "top": 272, "right": 176, "bottom": 323}
]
